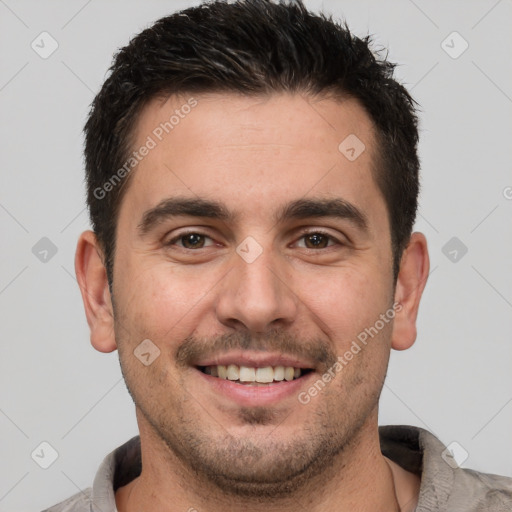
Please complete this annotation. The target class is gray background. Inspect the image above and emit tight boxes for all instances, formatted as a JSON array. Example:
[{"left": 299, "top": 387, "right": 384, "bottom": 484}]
[{"left": 1, "top": 0, "right": 511, "bottom": 510}]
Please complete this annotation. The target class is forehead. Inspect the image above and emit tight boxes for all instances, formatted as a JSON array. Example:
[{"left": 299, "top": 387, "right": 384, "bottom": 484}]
[
  {"left": 119, "top": 92, "right": 385, "bottom": 232},
  {"left": 134, "top": 92, "right": 374, "bottom": 159}
]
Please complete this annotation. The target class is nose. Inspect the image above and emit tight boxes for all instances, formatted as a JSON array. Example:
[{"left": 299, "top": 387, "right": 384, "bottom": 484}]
[{"left": 215, "top": 247, "right": 298, "bottom": 334}]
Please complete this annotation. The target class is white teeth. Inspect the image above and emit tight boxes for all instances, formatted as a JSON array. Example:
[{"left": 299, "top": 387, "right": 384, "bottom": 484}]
[
  {"left": 226, "top": 364, "right": 239, "bottom": 381},
  {"left": 239, "top": 366, "right": 256, "bottom": 382},
  {"left": 217, "top": 365, "right": 227, "bottom": 379},
  {"left": 284, "top": 367, "right": 295, "bottom": 381},
  {"left": 255, "top": 366, "right": 274, "bottom": 383},
  {"left": 203, "top": 364, "right": 305, "bottom": 383},
  {"left": 273, "top": 366, "right": 285, "bottom": 381}
]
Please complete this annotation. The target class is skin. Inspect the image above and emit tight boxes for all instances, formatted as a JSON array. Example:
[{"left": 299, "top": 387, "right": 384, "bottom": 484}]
[{"left": 75, "top": 92, "right": 429, "bottom": 512}]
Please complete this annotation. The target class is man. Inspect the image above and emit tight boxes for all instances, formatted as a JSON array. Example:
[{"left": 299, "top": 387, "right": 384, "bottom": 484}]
[{"left": 44, "top": 0, "right": 512, "bottom": 511}]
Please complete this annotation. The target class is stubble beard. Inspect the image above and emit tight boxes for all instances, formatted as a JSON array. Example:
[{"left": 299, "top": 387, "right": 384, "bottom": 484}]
[
  {"left": 121, "top": 361, "right": 382, "bottom": 500},
  {"left": 114, "top": 317, "right": 388, "bottom": 500}
]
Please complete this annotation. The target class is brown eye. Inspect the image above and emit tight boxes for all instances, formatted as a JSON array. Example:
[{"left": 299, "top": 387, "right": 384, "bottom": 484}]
[
  {"left": 303, "top": 233, "right": 330, "bottom": 249},
  {"left": 167, "top": 232, "right": 214, "bottom": 249},
  {"left": 181, "top": 233, "right": 205, "bottom": 249},
  {"left": 295, "top": 231, "right": 339, "bottom": 249}
]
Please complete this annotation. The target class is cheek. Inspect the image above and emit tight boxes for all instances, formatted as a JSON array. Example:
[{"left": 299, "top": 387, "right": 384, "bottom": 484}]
[
  {"left": 115, "top": 259, "right": 223, "bottom": 347},
  {"left": 295, "top": 264, "right": 392, "bottom": 343}
]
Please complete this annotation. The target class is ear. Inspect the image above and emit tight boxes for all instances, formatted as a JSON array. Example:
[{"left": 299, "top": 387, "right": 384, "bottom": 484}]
[
  {"left": 75, "top": 230, "right": 117, "bottom": 353},
  {"left": 391, "top": 232, "right": 429, "bottom": 351}
]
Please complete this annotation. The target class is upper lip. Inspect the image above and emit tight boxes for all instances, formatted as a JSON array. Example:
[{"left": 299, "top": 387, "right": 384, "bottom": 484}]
[{"left": 193, "top": 350, "right": 316, "bottom": 370}]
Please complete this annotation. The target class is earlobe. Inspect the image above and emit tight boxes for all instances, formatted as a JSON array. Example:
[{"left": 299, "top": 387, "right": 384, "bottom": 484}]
[
  {"left": 391, "top": 232, "right": 430, "bottom": 351},
  {"left": 75, "top": 230, "right": 117, "bottom": 353}
]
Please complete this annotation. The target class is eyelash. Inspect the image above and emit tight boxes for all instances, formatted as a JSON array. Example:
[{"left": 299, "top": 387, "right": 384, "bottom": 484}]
[{"left": 165, "top": 229, "right": 342, "bottom": 250}]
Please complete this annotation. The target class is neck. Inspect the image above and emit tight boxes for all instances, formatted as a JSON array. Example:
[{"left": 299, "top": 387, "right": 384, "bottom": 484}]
[{"left": 116, "top": 412, "right": 412, "bottom": 512}]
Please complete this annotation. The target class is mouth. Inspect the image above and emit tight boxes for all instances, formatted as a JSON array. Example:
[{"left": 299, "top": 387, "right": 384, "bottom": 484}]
[
  {"left": 197, "top": 364, "right": 314, "bottom": 385},
  {"left": 191, "top": 351, "right": 318, "bottom": 406}
]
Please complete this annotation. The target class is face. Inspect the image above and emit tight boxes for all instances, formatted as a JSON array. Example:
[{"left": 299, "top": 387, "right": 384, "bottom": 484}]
[{"left": 105, "top": 93, "right": 399, "bottom": 494}]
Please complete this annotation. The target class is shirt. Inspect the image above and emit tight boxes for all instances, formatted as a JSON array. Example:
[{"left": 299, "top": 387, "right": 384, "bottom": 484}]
[{"left": 42, "top": 425, "right": 512, "bottom": 511}]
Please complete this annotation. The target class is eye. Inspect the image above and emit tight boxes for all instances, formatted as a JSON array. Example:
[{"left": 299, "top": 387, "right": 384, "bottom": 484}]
[
  {"left": 295, "top": 230, "right": 339, "bottom": 249},
  {"left": 166, "top": 232, "right": 215, "bottom": 249},
  {"left": 165, "top": 230, "right": 341, "bottom": 251}
]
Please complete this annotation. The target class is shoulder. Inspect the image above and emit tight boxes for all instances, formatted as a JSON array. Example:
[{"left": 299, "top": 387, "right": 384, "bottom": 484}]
[
  {"left": 418, "top": 427, "right": 512, "bottom": 507},
  {"left": 379, "top": 425, "right": 512, "bottom": 511},
  {"left": 447, "top": 466, "right": 512, "bottom": 510},
  {"left": 41, "top": 488, "right": 93, "bottom": 512}
]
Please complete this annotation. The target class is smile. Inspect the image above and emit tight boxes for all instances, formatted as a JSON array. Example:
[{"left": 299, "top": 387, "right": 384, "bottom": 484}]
[
  {"left": 192, "top": 351, "right": 317, "bottom": 405},
  {"left": 198, "top": 364, "right": 312, "bottom": 384}
]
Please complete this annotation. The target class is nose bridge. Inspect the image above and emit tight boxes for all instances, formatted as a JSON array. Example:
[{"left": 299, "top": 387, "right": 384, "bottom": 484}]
[{"left": 215, "top": 241, "right": 297, "bottom": 332}]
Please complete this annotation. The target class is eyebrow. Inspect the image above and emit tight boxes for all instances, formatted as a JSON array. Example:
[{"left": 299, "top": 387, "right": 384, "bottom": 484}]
[{"left": 137, "top": 196, "right": 368, "bottom": 236}]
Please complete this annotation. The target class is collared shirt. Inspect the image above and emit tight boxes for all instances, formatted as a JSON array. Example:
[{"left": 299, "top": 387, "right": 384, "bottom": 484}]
[{"left": 42, "top": 425, "right": 512, "bottom": 512}]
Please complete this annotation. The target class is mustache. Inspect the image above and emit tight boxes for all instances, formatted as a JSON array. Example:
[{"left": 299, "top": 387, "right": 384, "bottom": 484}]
[{"left": 175, "top": 330, "right": 337, "bottom": 371}]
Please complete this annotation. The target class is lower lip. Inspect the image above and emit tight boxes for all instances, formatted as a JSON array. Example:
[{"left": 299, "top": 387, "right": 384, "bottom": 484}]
[{"left": 194, "top": 368, "right": 315, "bottom": 407}]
